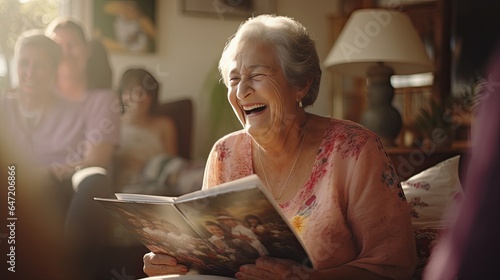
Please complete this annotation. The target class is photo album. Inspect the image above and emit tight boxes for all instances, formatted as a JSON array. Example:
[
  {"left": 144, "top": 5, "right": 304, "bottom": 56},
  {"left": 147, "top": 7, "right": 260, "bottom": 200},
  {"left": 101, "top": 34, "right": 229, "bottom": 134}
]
[{"left": 95, "top": 175, "right": 311, "bottom": 277}]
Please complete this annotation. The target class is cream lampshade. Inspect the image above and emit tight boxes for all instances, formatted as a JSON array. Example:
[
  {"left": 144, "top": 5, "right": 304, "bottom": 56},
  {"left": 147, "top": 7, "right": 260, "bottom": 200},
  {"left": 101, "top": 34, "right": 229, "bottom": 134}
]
[{"left": 324, "top": 9, "right": 434, "bottom": 146}]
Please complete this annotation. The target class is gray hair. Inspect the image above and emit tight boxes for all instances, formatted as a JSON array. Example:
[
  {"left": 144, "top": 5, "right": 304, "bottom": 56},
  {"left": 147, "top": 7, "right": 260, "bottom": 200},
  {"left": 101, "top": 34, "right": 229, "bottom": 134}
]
[
  {"left": 218, "top": 14, "right": 322, "bottom": 107},
  {"left": 14, "top": 29, "right": 62, "bottom": 70}
]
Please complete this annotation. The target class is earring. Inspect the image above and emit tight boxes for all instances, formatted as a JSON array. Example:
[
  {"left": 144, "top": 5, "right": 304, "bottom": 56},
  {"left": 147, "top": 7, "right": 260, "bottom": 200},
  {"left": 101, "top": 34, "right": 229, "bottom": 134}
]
[{"left": 299, "top": 100, "right": 303, "bottom": 108}]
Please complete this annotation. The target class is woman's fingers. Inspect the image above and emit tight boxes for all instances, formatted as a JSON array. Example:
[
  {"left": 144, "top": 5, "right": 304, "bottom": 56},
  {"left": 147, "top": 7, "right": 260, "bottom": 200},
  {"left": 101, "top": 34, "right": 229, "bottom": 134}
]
[
  {"left": 144, "top": 252, "right": 177, "bottom": 265},
  {"left": 143, "top": 252, "right": 189, "bottom": 276},
  {"left": 236, "top": 256, "right": 314, "bottom": 280}
]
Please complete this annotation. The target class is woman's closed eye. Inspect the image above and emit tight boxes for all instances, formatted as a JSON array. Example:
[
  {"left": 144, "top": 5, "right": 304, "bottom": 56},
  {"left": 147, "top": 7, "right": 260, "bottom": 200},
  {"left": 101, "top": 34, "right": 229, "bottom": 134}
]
[
  {"left": 229, "top": 73, "right": 266, "bottom": 87},
  {"left": 249, "top": 74, "right": 265, "bottom": 81},
  {"left": 229, "top": 76, "right": 241, "bottom": 86}
]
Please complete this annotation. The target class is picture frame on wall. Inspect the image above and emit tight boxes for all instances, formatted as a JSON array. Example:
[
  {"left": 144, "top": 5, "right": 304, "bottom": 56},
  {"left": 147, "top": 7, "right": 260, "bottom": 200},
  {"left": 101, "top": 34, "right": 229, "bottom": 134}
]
[
  {"left": 182, "top": 0, "right": 276, "bottom": 19},
  {"left": 93, "top": 0, "right": 157, "bottom": 54}
]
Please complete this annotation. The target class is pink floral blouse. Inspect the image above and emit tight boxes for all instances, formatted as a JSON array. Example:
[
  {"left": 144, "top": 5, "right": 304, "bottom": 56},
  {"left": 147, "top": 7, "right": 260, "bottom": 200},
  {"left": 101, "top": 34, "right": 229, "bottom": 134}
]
[{"left": 203, "top": 118, "right": 416, "bottom": 279}]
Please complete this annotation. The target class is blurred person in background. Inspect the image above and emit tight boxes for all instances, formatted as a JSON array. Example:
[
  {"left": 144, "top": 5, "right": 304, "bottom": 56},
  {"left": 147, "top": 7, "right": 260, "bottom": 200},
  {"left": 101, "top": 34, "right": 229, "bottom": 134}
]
[
  {"left": 424, "top": 44, "right": 500, "bottom": 280},
  {"left": 1, "top": 27, "right": 119, "bottom": 279},
  {"left": 0, "top": 30, "right": 71, "bottom": 280},
  {"left": 114, "top": 67, "right": 178, "bottom": 191},
  {"left": 45, "top": 17, "right": 120, "bottom": 176},
  {"left": 45, "top": 17, "right": 122, "bottom": 279}
]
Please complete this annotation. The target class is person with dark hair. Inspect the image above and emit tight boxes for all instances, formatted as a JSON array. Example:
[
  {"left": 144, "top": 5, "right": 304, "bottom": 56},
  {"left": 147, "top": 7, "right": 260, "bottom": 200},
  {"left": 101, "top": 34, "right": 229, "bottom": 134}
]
[
  {"left": 114, "top": 67, "right": 178, "bottom": 190},
  {"left": 47, "top": 16, "right": 114, "bottom": 92},
  {"left": 45, "top": 16, "right": 120, "bottom": 178},
  {"left": 244, "top": 215, "right": 265, "bottom": 233},
  {"left": 244, "top": 214, "right": 273, "bottom": 247},
  {"left": 143, "top": 14, "right": 415, "bottom": 279}
]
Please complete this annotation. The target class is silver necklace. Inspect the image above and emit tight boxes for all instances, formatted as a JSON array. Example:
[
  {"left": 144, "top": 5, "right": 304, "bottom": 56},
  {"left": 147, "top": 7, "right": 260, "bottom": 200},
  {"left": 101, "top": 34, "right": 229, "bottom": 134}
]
[{"left": 258, "top": 127, "right": 306, "bottom": 200}]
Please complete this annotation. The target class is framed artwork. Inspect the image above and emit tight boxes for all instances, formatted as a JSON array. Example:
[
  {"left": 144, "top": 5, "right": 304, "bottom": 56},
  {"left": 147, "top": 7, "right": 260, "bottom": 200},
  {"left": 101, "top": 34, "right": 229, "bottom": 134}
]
[
  {"left": 182, "top": 0, "right": 276, "bottom": 19},
  {"left": 93, "top": 0, "right": 157, "bottom": 54}
]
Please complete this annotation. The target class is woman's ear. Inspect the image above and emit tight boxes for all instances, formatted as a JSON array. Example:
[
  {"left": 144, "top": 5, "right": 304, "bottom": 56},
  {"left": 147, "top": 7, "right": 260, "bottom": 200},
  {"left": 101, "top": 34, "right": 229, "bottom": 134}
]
[{"left": 296, "top": 78, "right": 313, "bottom": 102}]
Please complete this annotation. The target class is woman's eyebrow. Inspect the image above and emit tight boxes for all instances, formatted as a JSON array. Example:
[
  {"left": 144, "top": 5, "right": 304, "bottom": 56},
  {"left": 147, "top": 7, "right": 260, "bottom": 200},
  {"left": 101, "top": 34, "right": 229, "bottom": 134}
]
[
  {"left": 230, "top": 65, "right": 270, "bottom": 75},
  {"left": 246, "top": 65, "right": 270, "bottom": 71}
]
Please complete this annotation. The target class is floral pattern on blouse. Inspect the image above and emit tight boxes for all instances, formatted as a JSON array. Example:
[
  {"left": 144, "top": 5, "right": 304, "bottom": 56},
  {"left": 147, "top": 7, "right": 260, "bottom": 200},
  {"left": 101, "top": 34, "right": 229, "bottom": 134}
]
[
  {"left": 290, "top": 194, "right": 317, "bottom": 234},
  {"left": 203, "top": 118, "right": 416, "bottom": 280}
]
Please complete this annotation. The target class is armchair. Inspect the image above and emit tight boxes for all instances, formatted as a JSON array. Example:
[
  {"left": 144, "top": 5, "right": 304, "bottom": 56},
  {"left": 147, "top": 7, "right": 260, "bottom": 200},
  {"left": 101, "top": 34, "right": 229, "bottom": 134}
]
[{"left": 154, "top": 98, "right": 193, "bottom": 159}]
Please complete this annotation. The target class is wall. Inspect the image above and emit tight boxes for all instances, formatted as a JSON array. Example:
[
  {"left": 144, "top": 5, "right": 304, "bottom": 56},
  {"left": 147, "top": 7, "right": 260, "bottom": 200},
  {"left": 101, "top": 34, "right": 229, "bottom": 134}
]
[{"left": 70, "top": 0, "right": 339, "bottom": 159}]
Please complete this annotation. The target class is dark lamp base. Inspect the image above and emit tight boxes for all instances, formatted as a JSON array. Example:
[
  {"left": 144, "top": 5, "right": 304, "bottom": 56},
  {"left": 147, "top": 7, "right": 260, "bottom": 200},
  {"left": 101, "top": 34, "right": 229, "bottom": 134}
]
[{"left": 361, "top": 62, "right": 402, "bottom": 147}]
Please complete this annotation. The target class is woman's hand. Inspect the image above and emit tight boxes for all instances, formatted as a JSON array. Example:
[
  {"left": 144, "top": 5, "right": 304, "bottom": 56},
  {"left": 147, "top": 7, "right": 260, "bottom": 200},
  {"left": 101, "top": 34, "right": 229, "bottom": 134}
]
[
  {"left": 235, "top": 256, "right": 317, "bottom": 280},
  {"left": 143, "top": 252, "right": 189, "bottom": 276}
]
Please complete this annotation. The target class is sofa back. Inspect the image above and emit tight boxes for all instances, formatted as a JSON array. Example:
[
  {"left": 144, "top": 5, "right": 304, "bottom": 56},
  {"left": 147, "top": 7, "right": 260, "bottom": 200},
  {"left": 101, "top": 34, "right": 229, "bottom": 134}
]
[{"left": 154, "top": 98, "right": 193, "bottom": 159}]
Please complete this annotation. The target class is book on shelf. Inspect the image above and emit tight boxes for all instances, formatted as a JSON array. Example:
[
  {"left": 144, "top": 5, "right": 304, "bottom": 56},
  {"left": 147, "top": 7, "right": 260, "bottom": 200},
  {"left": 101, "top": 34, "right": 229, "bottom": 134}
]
[{"left": 95, "top": 174, "right": 311, "bottom": 277}]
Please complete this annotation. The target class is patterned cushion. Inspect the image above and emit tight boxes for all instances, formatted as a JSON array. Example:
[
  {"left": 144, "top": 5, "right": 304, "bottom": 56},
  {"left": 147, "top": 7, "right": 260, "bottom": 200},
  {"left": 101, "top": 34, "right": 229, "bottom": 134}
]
[
  {"left": 401, "top": 156, "right": 464, "bottom": 279},
  {"left": 402, "top": 156, "right": 464, "bottom": 229},
  {"left": 412, "top": 227, "right": 449, "bottom": 279}
]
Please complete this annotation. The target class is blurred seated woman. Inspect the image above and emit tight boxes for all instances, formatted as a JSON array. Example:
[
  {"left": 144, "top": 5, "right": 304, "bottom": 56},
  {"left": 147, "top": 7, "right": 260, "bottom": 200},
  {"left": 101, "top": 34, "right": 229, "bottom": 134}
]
[
  {"left": 46, "top": 17, "right": 113, "bottom": 100},
  {"left": 114, "top": 68, "right": 178, "bottom": 190},
  {"left": 45, "top": 17, "right": 119, "bottom": 176}
]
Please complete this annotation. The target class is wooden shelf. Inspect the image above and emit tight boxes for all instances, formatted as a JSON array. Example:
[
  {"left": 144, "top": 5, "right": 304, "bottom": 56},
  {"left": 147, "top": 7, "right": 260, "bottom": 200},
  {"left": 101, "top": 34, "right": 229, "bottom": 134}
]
[{"left": 386, "top": 141, "right": 470, "bottom": 181}]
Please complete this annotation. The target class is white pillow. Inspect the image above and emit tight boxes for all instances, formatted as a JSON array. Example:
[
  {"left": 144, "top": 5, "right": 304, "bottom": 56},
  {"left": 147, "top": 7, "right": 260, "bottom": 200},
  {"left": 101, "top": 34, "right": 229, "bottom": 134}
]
[{"left": 401, "top": 156, "right": 464, "bottom": 229}]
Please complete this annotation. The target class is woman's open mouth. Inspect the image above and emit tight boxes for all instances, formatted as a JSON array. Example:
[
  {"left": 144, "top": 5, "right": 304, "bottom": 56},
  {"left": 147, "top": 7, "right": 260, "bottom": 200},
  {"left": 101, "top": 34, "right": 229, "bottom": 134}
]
[{"left": 243, "top": 104, "right": 267, "bottom": 115}]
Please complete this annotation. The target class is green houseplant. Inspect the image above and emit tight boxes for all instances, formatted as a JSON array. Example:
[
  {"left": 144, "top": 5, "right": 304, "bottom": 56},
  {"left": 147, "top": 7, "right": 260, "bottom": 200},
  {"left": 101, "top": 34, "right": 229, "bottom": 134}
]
[
  {"left": 414, "top": 98, "right": 455, "bottom": 148},
  {"left": 198, "top": 64, "right": 241, "bottom": 158}
]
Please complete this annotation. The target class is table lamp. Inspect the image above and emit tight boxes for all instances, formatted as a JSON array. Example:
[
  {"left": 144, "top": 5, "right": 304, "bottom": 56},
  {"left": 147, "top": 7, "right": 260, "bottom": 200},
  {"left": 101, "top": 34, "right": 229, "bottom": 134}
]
[{"left": 324, "top": 9, "right": 434, "bottom": 147}]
